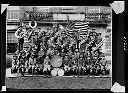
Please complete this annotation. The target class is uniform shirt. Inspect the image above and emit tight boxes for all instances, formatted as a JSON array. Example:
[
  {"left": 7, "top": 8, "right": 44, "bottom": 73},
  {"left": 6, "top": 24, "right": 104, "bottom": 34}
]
[
  {"left": 15, "top": 50, "right": 20, "bottom": 55},
  {"left": 64, "top": 65, "right": 69, "bottom": 71},
  {"left": 68, "top": 51, "right": 73, "bottom": 58},
  {"left": 43, "top": 64, "right": 51, "bottom": 71},
  {"left": 72, "top": 65, "right": 77, "bottom": 71},
  {"left": 96, "top": 37, "right": 102, "bottom": 44},
  {"left": 86, "top": 51, "right": 92, "bottom": 59},
  {"left": 44, "top": 58, "right": 51, "bottom": 65},
  {"left": 74, "top": 52, "right": 80, "bottom": 59},
  {"left": 12, "top": 59, "right": 17, "bottom": 68},
  {"left": 19, "top": 57, "right": 25, "bottom": 65},
  {"left": 46, "top": 48, "right": 52, "bottom": 55},
  {"left": 80, "top": 41, "right": 87, "bottom": 50},
  {"left": 63, "top": 58, "right": 69, "bottom": 66},
  {"left": 29, "top": 57, "right": 35, "bottom": 65},
  {"left": 78, "top": 58, "right": 84, "bottom": 67},
  {"left": 68, "top": 58, "right": 73, "bottom": 67},
  {"left": 99, "top": 58, "right": 107, "bottom": 66},
  {"left": 38, "top": 49, "right": 45, "bottom": 56},
  {"left": 60, "top": 51, "right": 66, "bottom": 57},
  {"left": 78, "top": 58, "right": 85, "bottom": 66},
  {"left": 48, "top": 39, "right": 54, "bottom": 46},
  {"left": 19, "top": 38, "right": 24, "bottom": 44},
  {"left": 71, "top": 58, "right": 76, "bottom": 65}
]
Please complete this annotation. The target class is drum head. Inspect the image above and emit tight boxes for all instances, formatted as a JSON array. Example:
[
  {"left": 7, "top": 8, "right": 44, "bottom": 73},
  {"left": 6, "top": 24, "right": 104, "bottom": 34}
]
[
  {"left": 51, "top": 55, "right": 62, "bottom": 67},
  {"left": 54, "top": 68, "right": 60, "bottom": 71},
  {"left": 51, "top": 69, "right": 57, "bottom": 76},
  {"left": 58, "top": 69, "right": 64, "bottom": 76}
]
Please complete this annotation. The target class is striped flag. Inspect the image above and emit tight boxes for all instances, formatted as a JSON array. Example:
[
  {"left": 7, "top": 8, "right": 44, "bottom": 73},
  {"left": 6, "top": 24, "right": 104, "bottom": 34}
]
[
  {"left": 74, "top": 22, "right": 90, "bottom": 37},
  {"left": 66, "top": 21, "right": 76, "bottom": 36},
  {"left": 66, "top": 14, "right": 90, "bottom": 39},
  {"left": 66, "top": 21, "right": 75, "bottom": 31},
  {"left": 66, "top": 15, "right": 76, "bottom": 35},
  {"left": 66, "top": 22, "right": 90, "bottom": 38}
]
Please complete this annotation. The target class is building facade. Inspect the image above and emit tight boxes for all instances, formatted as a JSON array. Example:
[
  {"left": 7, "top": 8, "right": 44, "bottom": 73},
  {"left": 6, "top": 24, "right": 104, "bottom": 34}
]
[
  {"left": 6, "top": 6, "right": 112, "bottom": 54},
  {"left": 6, "top": 6, "right": 20, "bottom": 54}
]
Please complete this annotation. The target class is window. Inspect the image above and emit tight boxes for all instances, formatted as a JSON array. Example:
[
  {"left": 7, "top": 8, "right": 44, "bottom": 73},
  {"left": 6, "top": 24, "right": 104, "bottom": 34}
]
[
  {"left": 7, "top": 10, "right": 19, "bottom": 20},
  {"left": 7, "top": 43, "right": 18, "bottom": 53},
  {"left": 7, "top": 32, "right": 18, "bottom": 43},
  {"left": 7, "top": 32, "right": 18, "bottom": 53}
]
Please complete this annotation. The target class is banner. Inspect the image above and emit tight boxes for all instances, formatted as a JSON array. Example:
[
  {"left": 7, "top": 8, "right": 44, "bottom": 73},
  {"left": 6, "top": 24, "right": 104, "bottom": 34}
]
[{"left": 24, "top": 11, "right": 53, "bottom": 21}]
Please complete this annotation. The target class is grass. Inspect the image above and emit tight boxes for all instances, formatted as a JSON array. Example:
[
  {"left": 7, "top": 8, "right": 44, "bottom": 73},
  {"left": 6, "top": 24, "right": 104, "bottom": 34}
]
[{"left": 6, "top": 76, "right": 111, "bottom": 89}]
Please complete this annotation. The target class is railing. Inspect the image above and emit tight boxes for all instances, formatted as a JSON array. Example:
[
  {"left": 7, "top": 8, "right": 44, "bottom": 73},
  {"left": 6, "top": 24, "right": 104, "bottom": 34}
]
[
  {"left": 21, "top": 12, "right": 111, "bottom": 22},
  {"left": 7, "top": 12, "right": 111, "bottom": 25}
]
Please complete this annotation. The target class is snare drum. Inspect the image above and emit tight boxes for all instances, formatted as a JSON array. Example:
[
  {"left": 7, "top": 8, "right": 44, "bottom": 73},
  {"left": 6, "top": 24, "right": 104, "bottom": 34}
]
[
  {"left": 58, "top": 68, "right": 64, "bottom": 76},
  {"left": 51, "top": 68, "right": 58, "bottom": 76}
]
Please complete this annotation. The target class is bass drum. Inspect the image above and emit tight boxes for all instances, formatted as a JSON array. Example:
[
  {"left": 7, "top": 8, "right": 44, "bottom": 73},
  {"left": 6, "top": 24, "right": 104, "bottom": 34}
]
[
  {"left": 51, "top": 68, "right": 59, "bottom": 76},
  {"left": 58, "top": 68, "right": 64, "bottom": 76},
  {"left": 50, "top": 55, "right": 62, "bottom": 67}
]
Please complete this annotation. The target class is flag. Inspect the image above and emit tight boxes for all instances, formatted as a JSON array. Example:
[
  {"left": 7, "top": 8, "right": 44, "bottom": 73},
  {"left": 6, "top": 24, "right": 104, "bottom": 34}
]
[
  {"left": 66, "top": 21, "right": 75, "bottom": 31},
  {"left": 74, "top": 22, "right": 90, "bottom": 38},
  {"left": 74, "top": 22, "right": 89, "bottom": 30},
  {"left": 66, "top": 15, "right": 75, "bottom": 31},
  {"left": 67, "top": 15, "right": 70, "bottom": 22},
  {"left": 66, "top": 15, "right": 90, "bottom": 39},
  {"left": 66, "top": 20, "right": 76, "bottom": 36}
]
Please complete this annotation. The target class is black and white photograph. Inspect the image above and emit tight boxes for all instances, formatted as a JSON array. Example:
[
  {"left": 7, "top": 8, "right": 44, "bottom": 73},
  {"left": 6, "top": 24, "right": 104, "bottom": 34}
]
[{"left": 5, "top": 6, "right": 112, "bottom": 89}]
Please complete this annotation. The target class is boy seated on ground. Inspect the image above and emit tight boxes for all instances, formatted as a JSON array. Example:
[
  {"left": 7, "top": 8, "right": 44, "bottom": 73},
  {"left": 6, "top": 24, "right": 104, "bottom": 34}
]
[{"left": 11, "top": 55, "right": 18, "bottom": 74}]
